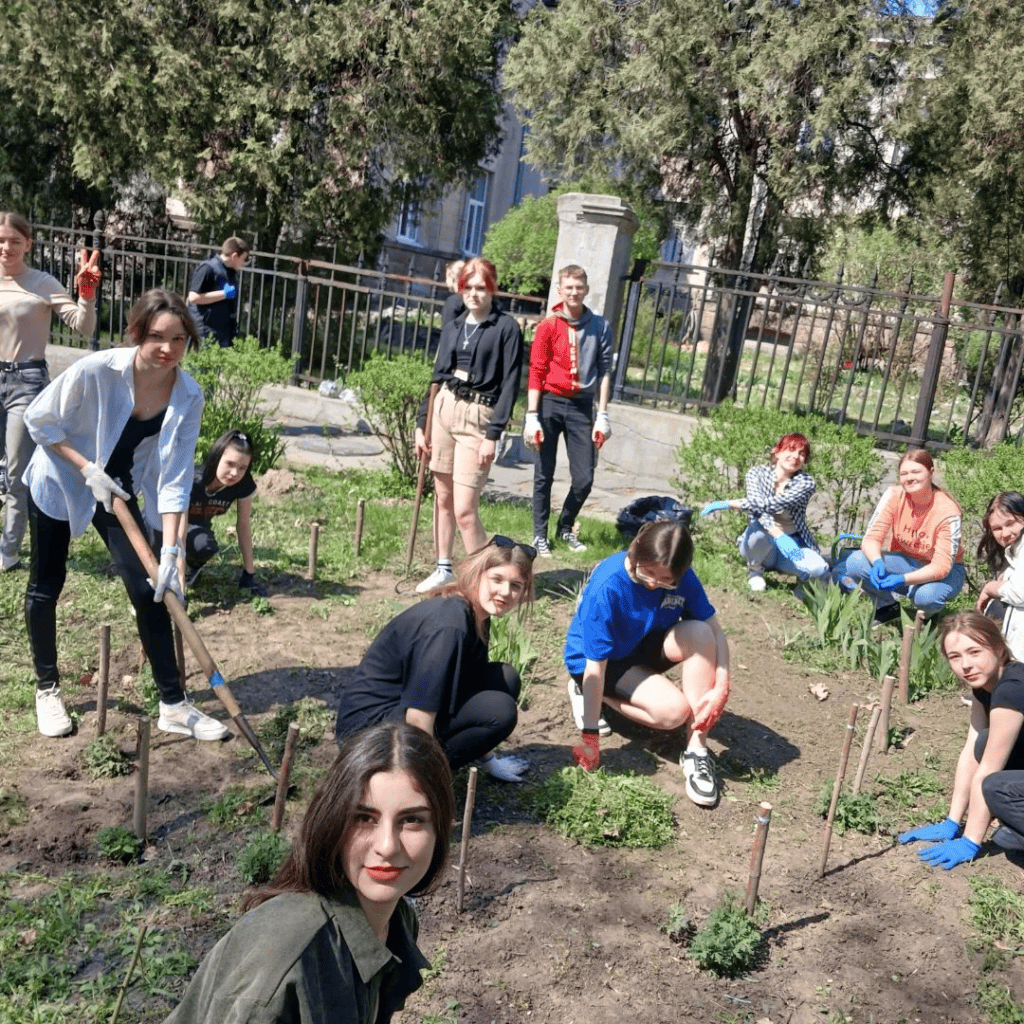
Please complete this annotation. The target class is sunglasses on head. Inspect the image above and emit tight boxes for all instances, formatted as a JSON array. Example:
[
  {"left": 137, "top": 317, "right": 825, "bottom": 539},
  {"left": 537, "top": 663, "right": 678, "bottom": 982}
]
[{"left": 489, "top": 535, "right": 537, "bottom": 561}]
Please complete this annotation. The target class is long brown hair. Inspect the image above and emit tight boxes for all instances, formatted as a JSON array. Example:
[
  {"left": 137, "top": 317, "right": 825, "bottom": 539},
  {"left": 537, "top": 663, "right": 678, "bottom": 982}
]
[
  {"left": 242, "top": 722, "right": 454, "bottom": 911},
  {"left": 978, "top": 491, "right": 1024, "bottom": 575},
  {"left": 939, "top": 611, "right": 1013, "bottom": 672}
]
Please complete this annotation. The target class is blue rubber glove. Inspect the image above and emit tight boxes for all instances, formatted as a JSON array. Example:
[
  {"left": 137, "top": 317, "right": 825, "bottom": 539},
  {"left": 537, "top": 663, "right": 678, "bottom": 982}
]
[
  {"left": 918, "top": 836, "right": 981, "bottom": 870},
  {"left": 223, "top": 282, "right": 237, "bottom": 300},
  {"left": 700, "top": 500, "right": 730, "bottom": 517},
  {"left": 877, "top": 573, "right": 906, "bottom": 592},
  {"left": 897, "top": 818, "right": 961, "bottom": 844},
  {"left": 869, "top": 560, "right": 887, "bottom": 587},
  {"left": 775, "top": 534, "right": 801, "bottom": 560}
]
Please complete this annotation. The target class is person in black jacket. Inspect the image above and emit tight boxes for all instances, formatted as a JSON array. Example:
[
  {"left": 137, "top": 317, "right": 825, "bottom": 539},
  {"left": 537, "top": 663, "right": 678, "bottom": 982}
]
[{"left": 414, "top": 257, "right": 522, "bottom": 593}]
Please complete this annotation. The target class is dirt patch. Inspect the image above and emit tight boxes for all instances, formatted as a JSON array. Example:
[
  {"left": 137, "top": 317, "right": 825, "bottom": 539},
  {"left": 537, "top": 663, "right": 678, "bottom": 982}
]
[{"left": 2, "top": 570, "right": 1021, "bottom": 1023}]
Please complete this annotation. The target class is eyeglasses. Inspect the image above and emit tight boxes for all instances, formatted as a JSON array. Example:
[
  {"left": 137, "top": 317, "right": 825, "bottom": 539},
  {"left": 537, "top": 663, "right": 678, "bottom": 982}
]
[
  {"left": 632, "top": 562, "right": 679, "bottom": 590},
  {"left": 489, "top": 535, "right": 537, "bottom": 561}
]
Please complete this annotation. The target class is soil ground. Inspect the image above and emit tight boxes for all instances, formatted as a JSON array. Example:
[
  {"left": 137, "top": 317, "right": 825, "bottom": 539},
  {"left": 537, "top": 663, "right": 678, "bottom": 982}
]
[{"left": 3, "top": 546, "right": 1023, "bottom": 1023}]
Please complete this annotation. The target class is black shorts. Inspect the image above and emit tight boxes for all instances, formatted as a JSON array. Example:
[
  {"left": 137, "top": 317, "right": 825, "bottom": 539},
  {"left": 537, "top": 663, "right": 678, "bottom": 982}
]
[{"left": 571, "top": 628, "right": 676, "bottom": 698}]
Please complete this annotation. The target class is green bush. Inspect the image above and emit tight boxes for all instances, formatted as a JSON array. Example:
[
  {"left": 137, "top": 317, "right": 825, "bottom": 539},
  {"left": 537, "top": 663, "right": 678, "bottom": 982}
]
[
  {"left": 688, "top": 893, "right": 762, "bottom": 976},
  {"left": 96, "top": 825, "right": 142, "bottom": 863},
  {"left": 673, "top": 402, "right": 884, "bottom": 538},
  {"left": 533, "top": 767, "right": 675, "bottom": 848},
  {"left": 814, "top": 782, "right": 883, "bottom": 835},
  {"left": 347, "top": 352, "right": 434, "bottom": 483},
  {"left": 184, "top": 334, "right": 291, "bottom": 475},
  {"left": 236, "top": 831, "right": 290, "bottom": 885}
]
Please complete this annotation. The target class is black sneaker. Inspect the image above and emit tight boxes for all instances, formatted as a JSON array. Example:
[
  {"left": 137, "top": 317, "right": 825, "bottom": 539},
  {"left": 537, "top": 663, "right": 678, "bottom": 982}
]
[
  {"left": 560, "top": 530, "right": 587, "bottom": 553},
  {"left": 992, "top": 826, "right": 1024, "bottom": 852},
  {"left": 680, "top": 750, "right": 718, "bottom": 807},
  {"left": 873, "top": 602, "right": 902, "bottom": 626}
]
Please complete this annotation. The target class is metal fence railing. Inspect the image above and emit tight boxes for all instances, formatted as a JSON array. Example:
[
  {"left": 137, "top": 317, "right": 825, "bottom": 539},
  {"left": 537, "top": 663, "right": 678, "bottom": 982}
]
[
  {"left": 32, "top": 222, "right": 544, "bottom": 385},
  {"left": 613, "top": 259, "right": 1024, "bottom": 449}
]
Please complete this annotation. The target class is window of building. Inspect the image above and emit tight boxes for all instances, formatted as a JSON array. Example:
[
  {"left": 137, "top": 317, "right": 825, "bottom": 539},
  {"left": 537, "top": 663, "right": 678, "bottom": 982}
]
[
  {"left": 396, "top": 186, "right": 421, "bottom": 245},
  {"left": 460, "top": 174, "right": 488, "bottom": 255}
]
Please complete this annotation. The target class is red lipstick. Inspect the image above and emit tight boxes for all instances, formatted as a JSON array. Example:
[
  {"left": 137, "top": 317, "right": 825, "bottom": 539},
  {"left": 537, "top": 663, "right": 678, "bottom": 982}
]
[{"left": 365, "top": 866, "right": 403, "bottom": 882}]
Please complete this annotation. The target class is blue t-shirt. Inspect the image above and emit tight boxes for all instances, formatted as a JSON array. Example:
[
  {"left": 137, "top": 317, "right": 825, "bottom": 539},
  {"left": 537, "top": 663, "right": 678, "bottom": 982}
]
[{"left": 564, "top": 552, "right": 716, "bottom": 675}]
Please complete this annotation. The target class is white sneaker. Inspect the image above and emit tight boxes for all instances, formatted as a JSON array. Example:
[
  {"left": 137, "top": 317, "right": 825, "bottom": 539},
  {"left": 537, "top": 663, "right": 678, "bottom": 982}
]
[
  {"left": 415, "top": 566, "right": 456, "bottom": 594},
  {"left": 36, "top": 684, "right": 73, "bottom": 737},
  {"left": 158, "top": 697, "right": 230, "bottom": 741},
  {"left": 567, "top": 678, "right": 611, "bottom": 737},
  {"left": 747, "top": 569, "right": 766, "bottom": 592},
  {"left": 681, "top": 750, "right": 718, "bottom": 806}
]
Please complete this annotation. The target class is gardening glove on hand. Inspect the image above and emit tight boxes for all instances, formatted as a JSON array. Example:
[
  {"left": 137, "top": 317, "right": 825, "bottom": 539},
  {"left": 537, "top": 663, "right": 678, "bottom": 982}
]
[
  {"left": 592, "top": 411, "right": 611, "bottom": 449},
  {"left": 75, "top": 249, "right": 101, "bottom": 301},
  {"left": 878, "top": 573, "right": 906, "bottom": 592},
  {"left": 700, "top": 500, "right": 730, "bottom": 517},
  {"left": 238, "top": 569, "right": 268, "bottom": 597},
  {"left": 153, "top": 545, "right": 185, "bottom": 605},
  {"left": 572, "top": 730, "right": 600, "bottom": 771},
  {"left": 81, "top": 461, "right": 130, "bottom": 513},
  {"left": 478, "top": 753, "right": 529, "bottom": 782},
  {"left": 918, "top": 836, "right": 980, "bottom": 870},
  {"left": 222, "top": 282, "right": 237, "bottom": 300},
  {"left": 869, "top": 560, "right": 888, "bottom": 588},
  {"left": 774, "top": 533, "right": 802, "bottom": 560},
  {"left": 523, "top": 412, "right": 544, "bottom": 451},
  {"left": 692, "top": 680, "right": 730, "bottom": 734},
  {"left": 897, "top": 818, "right": 961, "bottom": 845}
]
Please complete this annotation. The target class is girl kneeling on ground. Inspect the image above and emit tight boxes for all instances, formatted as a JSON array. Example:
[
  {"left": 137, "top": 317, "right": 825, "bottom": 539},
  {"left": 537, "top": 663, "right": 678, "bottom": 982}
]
[
  {"left": 165, "top": 721, "right": 454, "bottom": 1024},
  {"left": 335, "top": 535, "right": 535, "bottom": 782},
  {"left": 898, "top": 611, "right": 1024, "bottom": 869},
  {"left": 975, "top": 491, "right": 1024, "bottom": 660},
  {"left": 182, "top": 428, "right": 267, "bottom": 595},
  {"left": 563, "top": 520, "right": 731, "bottom": 807},
  {"left": 699, "top": 432, "right": 829, "bottom": 592}
]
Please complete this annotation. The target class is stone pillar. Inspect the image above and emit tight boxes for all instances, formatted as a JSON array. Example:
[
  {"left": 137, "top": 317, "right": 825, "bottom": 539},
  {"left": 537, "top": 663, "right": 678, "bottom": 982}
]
[{"left": 546, "top": 193, "right": 639, "bottom": 331}]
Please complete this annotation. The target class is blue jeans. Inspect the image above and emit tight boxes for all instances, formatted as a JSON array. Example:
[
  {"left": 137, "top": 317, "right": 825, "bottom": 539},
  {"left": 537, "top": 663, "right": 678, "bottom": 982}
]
[
  {"left": 0, "top": 360, "right": 49, "bottom": 567},
  {"left": 738, "top": 522, "right": 830, "bottom": 581},
  {"left": 841, "top": 550, "right": 966, "bottom": 616}
]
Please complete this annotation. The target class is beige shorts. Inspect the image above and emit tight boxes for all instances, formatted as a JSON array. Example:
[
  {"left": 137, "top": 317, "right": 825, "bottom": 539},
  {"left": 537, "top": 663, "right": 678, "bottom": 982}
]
[{"left": 429, "top": 387, "right": 493, "bottom": 490}]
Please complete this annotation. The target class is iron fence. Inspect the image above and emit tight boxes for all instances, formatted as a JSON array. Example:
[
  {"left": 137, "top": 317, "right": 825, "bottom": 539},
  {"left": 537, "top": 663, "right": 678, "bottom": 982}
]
[
  {"left": 31, "top": 221, "right": 543, "bottom": 383},
  {"left": 613, "top": 259, "right": 1024, "bottom": 449}
]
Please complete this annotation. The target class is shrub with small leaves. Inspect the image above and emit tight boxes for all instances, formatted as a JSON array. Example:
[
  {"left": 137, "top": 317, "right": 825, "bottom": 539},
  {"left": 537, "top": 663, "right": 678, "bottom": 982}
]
[
  {"left": 96, "top": 825, "right": 142, "bottom": 863},
  {"left": 236, "top": 831, "right": 290, "bottom": 885},
  {"left": 688, "top": 892, "right": 762, "bottom": 976},
  {"left": 815, "top": 781, "right": 882, "bottom": 835},
  {"left": 81, "top": 734, "right": 133, "bottom": 779}
]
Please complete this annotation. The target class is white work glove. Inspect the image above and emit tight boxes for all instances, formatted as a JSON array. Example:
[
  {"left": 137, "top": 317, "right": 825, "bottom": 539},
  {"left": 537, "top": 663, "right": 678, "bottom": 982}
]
[
  {"left": 523, "top": 411, "right": 544, "bottom": 451},
  {"left": 152, "top": 544, "right": 185, "bottom": 604},
  {"left": 81, "top": 461, "right": 130, "bottom": 512},
  {"left": 593, "top": 411, "right": 611, "bottom": 448}
]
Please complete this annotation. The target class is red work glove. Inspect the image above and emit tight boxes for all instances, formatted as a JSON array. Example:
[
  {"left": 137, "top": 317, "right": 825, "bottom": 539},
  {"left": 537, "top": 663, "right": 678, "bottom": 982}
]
[
  {"left": 691, "top": 681, "right": 730, "bottom": 735},
  {"left": 76, "top": 248, "right": 101, "bottom": 301},
  {"left": 572, "top": 730, "right": 600, "bottom": 771}
]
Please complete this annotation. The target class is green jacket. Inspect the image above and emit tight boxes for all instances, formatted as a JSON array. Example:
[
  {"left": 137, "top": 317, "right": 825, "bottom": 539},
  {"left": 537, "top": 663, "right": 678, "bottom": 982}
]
[{"left": 165, "top": 888, "right": 429, "bottom": 1024}]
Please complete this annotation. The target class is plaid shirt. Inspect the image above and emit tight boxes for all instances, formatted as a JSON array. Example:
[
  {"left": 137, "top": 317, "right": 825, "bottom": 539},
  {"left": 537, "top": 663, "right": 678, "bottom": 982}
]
[{"left": 739, "top": 464, "right": 819, "bottom": 551}]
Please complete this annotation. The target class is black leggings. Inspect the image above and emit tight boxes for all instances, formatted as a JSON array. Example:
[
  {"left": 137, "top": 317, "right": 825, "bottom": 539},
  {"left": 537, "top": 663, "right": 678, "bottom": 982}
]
[
  {"left": 25, "top": 494, "right": 184, "bottom": 703},
  {"left": 435, "top": 662, "right": 521, "bottom": 770}
]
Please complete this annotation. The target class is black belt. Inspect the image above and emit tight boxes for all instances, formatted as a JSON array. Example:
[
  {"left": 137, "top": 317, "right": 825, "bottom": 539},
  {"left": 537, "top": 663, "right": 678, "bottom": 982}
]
[
  {"left": 445, "top": 379, "right": 497, "bottom": 408},
  {"left": 0, "top": 358, "right": 47, "bottom": 371}
]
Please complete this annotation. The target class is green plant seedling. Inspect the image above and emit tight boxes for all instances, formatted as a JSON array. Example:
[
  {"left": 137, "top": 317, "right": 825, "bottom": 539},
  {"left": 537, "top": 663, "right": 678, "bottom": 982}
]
[
  {"left": 96, "top": 825, "right": 143, "bottom": 863},
  {"left": 205, "top": 784, "right": 275, "bottom": 829},
  {"left": 0, "top": 787, "right": 28, "bottom": 827},
  {"left": 259, "top": 697, "right": 335, "bottom": 762},
  {"left": 814, "top": 782, "right": 881, "bottom": 835},
  {"left": 688, "top": 892, "right": 762, "bottom": 976},
  {"left": 236, "top": 831, "right": 290, "bottom": 885},
  {"left": 251, "top": 595, "right": 274, "bottom": 616},
  {"left": 659, "top": 902, "right": 693, "bottom": 943},
  {"left": 81, "top": 734, "right": 133, "bottom": 779}
]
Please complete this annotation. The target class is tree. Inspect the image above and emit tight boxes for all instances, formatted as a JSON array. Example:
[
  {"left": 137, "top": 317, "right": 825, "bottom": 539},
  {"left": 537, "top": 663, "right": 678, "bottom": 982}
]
[
  {"left": 505, "top": 0, "right": 918, "bottom": 399},
  {"left": 0, "top": 0, "right": 515, "bottom": 251}
]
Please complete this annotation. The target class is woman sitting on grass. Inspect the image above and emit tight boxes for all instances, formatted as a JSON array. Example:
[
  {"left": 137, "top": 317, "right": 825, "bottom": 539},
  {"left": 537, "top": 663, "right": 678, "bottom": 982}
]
[
  {"left": 975, "top": 491, "right": 1024, "bottom": 660},
  {"left": 897, "top": 611, "right": 1024, "bottom": 869},
  {"left": 165, "top": 722, "right": 454, "bottom": 1024},
  {"left": 335, "top": 535, "right": 535, "bottom": 782},
  {"left": 563, "top": 520, "right": 731, "bottom": 807},
  {"left": 181, "top": 428, "right": 267, "bottom": 595},
  {"left": 840, "top": 449, "right": 964, "bottom": 625},
  {"left": 699, "top": 432, "right": 829, "bottom": 592}
]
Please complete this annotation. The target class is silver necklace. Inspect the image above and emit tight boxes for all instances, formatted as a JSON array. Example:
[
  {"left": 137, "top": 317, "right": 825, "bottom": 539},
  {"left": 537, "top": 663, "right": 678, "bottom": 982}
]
[{"left": 462, "top": 319, "right": 482, "bottom": 350}]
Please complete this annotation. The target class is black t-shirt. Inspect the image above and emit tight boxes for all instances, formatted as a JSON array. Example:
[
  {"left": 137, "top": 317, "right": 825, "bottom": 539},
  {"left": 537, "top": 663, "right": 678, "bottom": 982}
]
[
  {"left": 187, "top": 466, "right": 257, "bottom": 528},
  {"left": 187, "top": 255, "right": 238, "bottom": 343},
  {"left": 975, "top": 661, "right": 1024, "bottom": 717},
  {"left": 104, "top": 410, "right": 165, "bottom": 495},
  {"left": 335, "top": 596, "right": 490, "bottom": 736}
]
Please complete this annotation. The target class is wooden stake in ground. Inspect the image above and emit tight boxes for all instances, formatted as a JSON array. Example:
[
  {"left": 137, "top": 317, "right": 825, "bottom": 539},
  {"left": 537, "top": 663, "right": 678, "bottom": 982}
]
[
  {"left": 853, "top": 703, "right": 882, "bottom": 794},
  {"left": 307, "top": 522, "right": 320, "bottom": 580},
  {"left": 354, "top": 498, "right": 366, "bottom": 557},
  {"left": 745, "top": 801, "right": 773, "bottom": 916},
  {"left": 271, "top": 722, "right": 301, "bottom": 833},
  {"left": 897, "top": 621, "right": 915, "bottom": 704},
  {"left": 456, "top": 766, "right": 479, "bottom": 914},
  {"left": 133, "top": 716, "right": 150, "bottom": 842},
  {"left": 109, "top": 914, "right": 151, "bottom": 1024},
  {"left": 876, "top": 674, "right": 896, "bottom": 754},
  {"left": 819, "top": 702, "right": 860, "bottom": 877},
  {"left": 96, "top": 625, "right": 110, "bottom": 737}
]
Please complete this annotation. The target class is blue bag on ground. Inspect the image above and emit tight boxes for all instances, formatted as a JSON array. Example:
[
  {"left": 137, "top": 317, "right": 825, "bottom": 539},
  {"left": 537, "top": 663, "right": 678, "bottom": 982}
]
[{"left": 616, "top": 495, "right": 694, "bottom": 539}]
